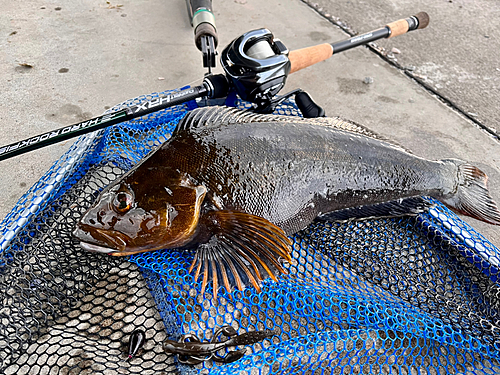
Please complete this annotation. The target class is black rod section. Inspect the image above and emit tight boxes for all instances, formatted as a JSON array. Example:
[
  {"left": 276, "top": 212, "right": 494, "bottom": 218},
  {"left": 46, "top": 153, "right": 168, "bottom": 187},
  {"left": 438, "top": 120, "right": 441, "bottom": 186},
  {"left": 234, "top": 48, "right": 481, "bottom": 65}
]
[
  {"left": 330, "top": 11, "right": 429, "bottom": 56},
  {"left": 331, "top": 27, "right": 389, "bottom": 54},
  {"left": 0, "top": 85, "right": 208, "bottom": 161}
]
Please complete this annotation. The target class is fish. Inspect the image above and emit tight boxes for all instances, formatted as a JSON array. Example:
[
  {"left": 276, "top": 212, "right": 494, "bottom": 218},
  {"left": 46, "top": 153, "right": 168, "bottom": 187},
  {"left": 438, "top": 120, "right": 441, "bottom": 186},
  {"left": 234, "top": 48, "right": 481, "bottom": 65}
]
[{"left": 73, "top": 106, "right": 500, "bottom": 296}]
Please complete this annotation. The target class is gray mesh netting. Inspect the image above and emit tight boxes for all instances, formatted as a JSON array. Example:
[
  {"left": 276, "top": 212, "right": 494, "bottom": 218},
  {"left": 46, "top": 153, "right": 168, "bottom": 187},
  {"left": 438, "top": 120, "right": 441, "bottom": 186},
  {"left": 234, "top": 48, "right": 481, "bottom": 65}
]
[{"left": 1, "top": 89, "right": 499, "bottom": 374}]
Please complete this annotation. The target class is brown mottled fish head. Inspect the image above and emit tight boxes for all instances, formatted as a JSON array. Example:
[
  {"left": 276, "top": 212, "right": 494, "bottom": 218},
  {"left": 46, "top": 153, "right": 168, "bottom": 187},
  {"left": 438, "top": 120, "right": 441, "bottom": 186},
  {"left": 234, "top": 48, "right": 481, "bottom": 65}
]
[{"left": 73, "top": 177, "right": 207, "bottom": 256}]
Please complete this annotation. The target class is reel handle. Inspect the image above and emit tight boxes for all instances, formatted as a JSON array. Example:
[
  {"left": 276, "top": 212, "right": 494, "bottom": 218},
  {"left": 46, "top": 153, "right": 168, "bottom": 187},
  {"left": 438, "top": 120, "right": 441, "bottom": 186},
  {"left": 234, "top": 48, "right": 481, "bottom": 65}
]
[{"left": 289, "top": 12, "right": 429, "bottom": 74}]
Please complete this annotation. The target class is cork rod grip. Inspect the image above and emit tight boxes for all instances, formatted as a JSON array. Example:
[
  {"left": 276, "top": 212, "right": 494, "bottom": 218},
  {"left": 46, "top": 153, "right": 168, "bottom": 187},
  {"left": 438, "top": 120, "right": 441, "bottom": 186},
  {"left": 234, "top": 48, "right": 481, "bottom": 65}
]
[
  {"left": 387, "top": 12, "right": 429, "bottom": 38},
  {"left": 289, "top": 43, "right": 333, "bottom": 74},
  {"left": 387, "top": 19, "right": 409, "bottom": 38}
]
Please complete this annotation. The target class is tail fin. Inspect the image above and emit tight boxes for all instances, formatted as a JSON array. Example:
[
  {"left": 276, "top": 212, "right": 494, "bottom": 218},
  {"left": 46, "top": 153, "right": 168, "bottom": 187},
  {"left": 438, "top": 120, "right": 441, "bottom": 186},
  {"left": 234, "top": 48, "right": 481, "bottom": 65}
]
[{"left": 441, "top": 161, "right": 500, "bottom": 225}]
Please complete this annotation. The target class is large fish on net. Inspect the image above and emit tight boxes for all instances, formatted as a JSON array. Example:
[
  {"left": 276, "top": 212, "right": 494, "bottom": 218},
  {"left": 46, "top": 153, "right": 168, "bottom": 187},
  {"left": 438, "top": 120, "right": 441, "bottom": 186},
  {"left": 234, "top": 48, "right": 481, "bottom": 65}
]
[{"left": 73, "top": 106, "right": 500, "bottom": 296}]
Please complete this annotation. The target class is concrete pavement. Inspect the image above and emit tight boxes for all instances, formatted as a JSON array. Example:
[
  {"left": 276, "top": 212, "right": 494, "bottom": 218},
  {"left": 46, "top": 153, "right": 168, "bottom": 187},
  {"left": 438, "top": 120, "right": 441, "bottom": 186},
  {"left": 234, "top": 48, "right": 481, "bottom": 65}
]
[
  {"left": 310, "top": 0, "right": 500, "bottom": 135},
  {"left": 1, "top": 0, "right": 498, "bottom": 247}
]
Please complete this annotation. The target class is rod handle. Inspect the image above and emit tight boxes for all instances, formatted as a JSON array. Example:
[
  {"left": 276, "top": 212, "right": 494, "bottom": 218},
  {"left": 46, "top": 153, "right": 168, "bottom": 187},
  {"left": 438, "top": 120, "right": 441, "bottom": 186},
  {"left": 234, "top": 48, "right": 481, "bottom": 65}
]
[
  {"left": 387, "top": 11, "right": 429, "bottom": 38},
  {"left": 188, "top": 0, "right": 218, "bottom": 50},
  {"left": 289, "top": 43, "right": 333, "bottom": 74},
  {"left": 288, "top": 12, "right": 429, "bottom": 74}
]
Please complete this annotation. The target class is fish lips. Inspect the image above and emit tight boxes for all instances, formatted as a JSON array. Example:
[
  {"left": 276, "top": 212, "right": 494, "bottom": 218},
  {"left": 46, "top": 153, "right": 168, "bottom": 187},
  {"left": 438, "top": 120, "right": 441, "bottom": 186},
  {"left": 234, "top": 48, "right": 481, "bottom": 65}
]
[
  {"left": 73, "top": 225, "right": 128, "bottom": 255},
  {"left": 79, "top": 241, "right": 117, "bottom": 254}
]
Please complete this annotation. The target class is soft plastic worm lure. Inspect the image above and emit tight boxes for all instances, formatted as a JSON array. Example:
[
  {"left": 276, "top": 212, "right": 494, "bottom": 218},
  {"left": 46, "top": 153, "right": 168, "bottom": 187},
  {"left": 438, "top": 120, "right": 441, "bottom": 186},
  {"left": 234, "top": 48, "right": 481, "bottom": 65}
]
[{"left": 163, "top": 325, "right": 276, "bottom": 365}]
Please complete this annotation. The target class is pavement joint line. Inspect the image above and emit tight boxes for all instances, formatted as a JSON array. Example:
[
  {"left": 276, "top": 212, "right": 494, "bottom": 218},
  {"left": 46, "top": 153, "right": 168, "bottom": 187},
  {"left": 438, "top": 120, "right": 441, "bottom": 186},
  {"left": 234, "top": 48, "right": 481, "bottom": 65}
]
[
  {"left": 402, "top": 72, "right": 500, "bottom": 142},
  {"left": 300, "top": 0, "right": 500, "bottom": 143}
]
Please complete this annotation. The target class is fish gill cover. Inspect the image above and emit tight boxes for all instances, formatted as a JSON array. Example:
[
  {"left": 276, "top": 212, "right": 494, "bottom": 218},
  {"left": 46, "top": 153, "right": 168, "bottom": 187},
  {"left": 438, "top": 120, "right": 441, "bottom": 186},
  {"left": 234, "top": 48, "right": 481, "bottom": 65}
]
[{"left": 0, "top": 89, "right": 499, "bottom": 374}]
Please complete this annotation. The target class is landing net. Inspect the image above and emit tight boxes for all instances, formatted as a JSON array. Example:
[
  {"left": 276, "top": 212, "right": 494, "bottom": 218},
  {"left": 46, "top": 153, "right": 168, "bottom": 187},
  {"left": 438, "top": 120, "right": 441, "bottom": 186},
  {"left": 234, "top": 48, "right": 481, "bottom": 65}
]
[{"left": 1, "top": 90, "right": 499, "bottom": 374}]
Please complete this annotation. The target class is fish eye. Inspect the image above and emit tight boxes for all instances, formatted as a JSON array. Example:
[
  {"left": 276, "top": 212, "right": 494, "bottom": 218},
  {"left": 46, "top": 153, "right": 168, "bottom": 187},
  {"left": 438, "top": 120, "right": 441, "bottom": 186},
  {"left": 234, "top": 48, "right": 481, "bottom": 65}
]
[{"left": 113, "top": 192, "right": 134, "bottom": 213}]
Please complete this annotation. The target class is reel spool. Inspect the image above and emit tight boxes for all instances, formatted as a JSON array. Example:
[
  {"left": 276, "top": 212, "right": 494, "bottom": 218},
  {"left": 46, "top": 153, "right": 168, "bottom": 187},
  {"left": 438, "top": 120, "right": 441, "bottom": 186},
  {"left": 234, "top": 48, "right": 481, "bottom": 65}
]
[{"left": 221, "top": 29, "right": 290, "bottom": 107}]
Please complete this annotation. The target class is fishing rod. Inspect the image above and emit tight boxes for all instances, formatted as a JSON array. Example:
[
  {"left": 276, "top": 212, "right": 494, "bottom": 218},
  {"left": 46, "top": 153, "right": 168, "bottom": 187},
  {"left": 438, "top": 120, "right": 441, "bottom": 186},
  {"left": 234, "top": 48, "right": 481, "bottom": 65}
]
[
  {"left": 0, "top": 75, "right": 229, "bottom": 161},
  {"left": 186, "top": 0, "right": 218, "bottom": 74},
  {"left": 288, "top": 11, "right": 429, "bottom": 74},
  {"left": 0, "top": 11, "right": 429, "bottom": 162}
]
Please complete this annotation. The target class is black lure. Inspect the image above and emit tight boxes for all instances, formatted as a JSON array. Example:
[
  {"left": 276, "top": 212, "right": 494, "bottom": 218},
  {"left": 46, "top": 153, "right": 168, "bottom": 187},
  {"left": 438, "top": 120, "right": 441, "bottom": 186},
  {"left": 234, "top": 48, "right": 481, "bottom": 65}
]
[{"left": 127, "top": 329, "right": 146, "bottom": 360}]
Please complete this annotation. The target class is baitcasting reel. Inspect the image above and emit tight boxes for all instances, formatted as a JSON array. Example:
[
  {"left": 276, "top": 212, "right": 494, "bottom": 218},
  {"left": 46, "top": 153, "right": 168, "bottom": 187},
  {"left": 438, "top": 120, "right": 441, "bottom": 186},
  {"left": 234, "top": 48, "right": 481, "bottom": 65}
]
[
  {"left": 220, "top": 28, "right": 324, "bottom": 116},
  {"left": 221, "top": 29, "right": 291, "bottom": 108}
]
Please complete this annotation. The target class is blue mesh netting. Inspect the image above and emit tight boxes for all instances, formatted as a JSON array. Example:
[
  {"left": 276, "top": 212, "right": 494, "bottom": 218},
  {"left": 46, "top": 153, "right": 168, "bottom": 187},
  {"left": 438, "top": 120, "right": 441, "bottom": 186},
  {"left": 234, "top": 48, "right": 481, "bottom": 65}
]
[{"left": 0, "top": 88, "right": 499, "bottom": 374}]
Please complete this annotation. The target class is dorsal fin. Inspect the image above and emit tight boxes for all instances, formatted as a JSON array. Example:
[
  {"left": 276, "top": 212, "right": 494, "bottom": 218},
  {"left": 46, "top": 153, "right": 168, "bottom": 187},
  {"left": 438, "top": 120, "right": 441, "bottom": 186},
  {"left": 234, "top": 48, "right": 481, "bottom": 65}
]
[
  {"left": 173, "top": 106, "right": 278, "bottom": 135},
  {"left": 173, "top": 106, "right": 409, "bottom": 152},
  {"left": 311, "top": 117, "right": 411, "bottom": 152}
]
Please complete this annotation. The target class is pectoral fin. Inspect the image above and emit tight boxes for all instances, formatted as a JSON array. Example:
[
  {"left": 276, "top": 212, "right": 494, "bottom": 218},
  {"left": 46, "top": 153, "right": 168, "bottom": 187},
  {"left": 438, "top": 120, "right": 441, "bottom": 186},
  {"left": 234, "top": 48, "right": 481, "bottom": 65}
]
[{"left": 188, "top": 211, "right": 292, "bottom": 298}]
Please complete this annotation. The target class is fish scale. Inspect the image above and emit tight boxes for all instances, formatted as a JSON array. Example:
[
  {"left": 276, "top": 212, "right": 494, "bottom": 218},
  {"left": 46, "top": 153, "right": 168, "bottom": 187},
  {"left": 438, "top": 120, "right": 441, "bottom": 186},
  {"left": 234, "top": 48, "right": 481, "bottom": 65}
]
[{"left": 181, "top": 118, "right": 446, "bottom": 229}]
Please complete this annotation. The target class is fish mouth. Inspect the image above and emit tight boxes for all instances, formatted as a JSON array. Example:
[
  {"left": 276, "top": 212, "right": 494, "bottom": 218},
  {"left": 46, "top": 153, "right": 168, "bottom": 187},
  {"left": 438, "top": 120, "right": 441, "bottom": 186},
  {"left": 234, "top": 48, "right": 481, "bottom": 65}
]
[
  {"left": 73, "top": 225, "right": 128, "bottom": 254},
  {"left": 77, "top": 240, "right": 148, "bottom": 256},
  {"left": 79, "top": 241, "right": 118, "bottom": 254}
]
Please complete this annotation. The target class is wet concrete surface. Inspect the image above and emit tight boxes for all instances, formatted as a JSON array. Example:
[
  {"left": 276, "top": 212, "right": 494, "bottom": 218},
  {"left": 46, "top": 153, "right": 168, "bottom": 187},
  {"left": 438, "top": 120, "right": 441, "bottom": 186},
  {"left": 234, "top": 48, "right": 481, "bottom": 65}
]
[{"left": 0, "top": 0, "right": 498, "bottom": 248}]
